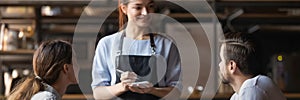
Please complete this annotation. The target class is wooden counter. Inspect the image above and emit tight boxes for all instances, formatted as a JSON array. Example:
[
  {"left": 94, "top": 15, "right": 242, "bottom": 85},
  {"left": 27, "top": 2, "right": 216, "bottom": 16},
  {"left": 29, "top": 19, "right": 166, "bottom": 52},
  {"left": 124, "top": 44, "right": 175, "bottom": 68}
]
[
  {"left": 1, "top": 93, "right": 300, "bottom": 100},
  {"left": 60, "top": 93, "right": 300, "bottom": 100}
]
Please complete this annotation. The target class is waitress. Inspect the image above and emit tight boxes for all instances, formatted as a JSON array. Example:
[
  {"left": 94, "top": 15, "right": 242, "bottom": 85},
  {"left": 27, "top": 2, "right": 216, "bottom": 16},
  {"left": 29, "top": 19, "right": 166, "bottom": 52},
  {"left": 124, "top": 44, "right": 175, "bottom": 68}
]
[{"left": 91, "top": 0, "right": 182, "bottom": 99}]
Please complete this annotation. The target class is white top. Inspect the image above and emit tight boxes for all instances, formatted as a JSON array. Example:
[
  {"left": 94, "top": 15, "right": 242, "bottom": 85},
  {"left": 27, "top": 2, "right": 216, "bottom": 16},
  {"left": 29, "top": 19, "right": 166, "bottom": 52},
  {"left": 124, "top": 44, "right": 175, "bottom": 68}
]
[
  {"left": 91, "top": 31, "right": 182, "bottom": 90},
  {"left": 230, "top": 75, "right": 286, "bottom": 100},
  {"left": 31, "top": 83, "right": 61, "bottom": 100}
]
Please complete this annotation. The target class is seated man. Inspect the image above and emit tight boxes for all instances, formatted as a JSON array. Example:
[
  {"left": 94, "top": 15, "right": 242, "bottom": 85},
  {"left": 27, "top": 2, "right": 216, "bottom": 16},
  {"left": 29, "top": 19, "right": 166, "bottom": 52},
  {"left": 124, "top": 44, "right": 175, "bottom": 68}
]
[{"left": 219, "top": 32, "right": 286, "bottom": 100}]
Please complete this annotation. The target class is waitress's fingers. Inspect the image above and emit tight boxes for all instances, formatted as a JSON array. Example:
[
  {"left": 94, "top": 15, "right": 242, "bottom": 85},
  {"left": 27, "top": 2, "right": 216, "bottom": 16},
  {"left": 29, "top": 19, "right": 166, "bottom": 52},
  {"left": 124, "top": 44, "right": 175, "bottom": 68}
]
[
  {"left": 127, "top": 71, "right": 138, "bottom": 78},
  {"left": 128, "top": 86, "right": 144, "bottom": 94},
  {"left": 120, "top": 77, "right": 134, "bottom": 82},
  {"left": 120, "top": 75, "right": 136, "bottom": 82},
  {"left": 120, "top": 71, "right": 137, "bottom": 80},
  {"left": 140, "top": 87, "right": 154, "bottom": 94},
  {"left": 138, "top": 82, "right": 153, "bottom": 88},
  {"left": 121, "top": 79, "right": 135, "bottom": 83}
]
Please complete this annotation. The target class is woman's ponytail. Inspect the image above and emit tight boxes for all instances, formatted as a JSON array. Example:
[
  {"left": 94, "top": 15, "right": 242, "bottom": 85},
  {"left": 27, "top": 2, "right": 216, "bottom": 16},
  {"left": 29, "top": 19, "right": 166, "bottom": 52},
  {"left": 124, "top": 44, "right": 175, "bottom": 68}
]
[{"left": 7, "top": 75, "right": 44, "bottom": 100}]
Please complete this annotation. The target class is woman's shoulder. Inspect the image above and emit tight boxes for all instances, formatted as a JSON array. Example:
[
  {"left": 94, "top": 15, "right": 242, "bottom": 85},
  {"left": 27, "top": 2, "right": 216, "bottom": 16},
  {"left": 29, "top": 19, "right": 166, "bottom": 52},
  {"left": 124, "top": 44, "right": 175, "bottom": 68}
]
[
  {"left": 154, "top": 33, "right": 176, "bottom": 44},
  {"left": 31, "top": 91, "right": 58, "bottom": 100},
  {"left": 99, "top": 31, "right": 123, "bottom": 43}
]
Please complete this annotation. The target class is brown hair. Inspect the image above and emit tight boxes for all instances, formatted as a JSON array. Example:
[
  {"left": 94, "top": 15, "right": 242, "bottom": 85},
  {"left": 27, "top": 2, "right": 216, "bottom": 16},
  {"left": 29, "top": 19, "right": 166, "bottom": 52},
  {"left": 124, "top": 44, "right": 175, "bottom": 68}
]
[
  {"left": 221, "top": 32, "right": 260, "bottom": 76},
  {"left": 118, "top": 0, "right": 156, "bottom": 30},
  {"left": 7, "top": 40, "right": 72, "bottom": 100},
  {"left": 118, "top": 0, "right": 129, "bottom": 30}
]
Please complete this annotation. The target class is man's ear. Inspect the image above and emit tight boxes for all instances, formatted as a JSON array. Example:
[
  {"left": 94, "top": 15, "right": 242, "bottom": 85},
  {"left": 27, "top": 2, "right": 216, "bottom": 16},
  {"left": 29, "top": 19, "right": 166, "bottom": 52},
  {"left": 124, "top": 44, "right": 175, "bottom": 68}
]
[
  {"left": 63, "top": 64, "right": 69, "bottom": 74},
  {"left": 120, "top": 4, "right": 127, "bottom": 15},
  {"left": 228, "top": 60, "right": 237, "bottom": 74}
]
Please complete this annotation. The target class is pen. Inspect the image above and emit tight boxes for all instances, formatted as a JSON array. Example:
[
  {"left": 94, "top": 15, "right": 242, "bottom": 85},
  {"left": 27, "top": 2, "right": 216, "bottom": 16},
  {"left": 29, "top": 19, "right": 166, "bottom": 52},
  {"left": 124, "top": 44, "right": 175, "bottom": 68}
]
[
  {"left": 116, "top": 69, "right": 140, "bottom": 79},
  {"left": 116, "top": 69, "right": 125, "bottom": 73}
]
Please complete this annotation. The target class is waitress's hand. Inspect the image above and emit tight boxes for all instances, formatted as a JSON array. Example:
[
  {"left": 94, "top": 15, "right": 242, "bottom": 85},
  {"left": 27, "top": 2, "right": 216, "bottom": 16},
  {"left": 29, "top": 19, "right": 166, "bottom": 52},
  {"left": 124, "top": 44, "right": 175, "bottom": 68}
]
[
  {"left": 128, "top": 81, "right": 154, "bottom": 94},
  {"left": 119, "top": 71, "right": 138, "bottom": 91}
]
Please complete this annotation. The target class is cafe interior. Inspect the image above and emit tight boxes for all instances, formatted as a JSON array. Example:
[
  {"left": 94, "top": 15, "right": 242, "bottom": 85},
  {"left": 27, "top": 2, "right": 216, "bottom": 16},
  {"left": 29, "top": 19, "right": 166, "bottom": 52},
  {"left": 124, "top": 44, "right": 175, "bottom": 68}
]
[{"left": 1, "top": 0, "right": 300, "bottom": 100}]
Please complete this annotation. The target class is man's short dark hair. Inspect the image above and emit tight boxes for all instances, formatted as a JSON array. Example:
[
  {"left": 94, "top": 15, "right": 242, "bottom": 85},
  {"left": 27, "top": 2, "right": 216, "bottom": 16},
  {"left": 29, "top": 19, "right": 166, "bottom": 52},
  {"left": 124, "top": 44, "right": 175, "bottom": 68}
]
[{"left": 221, "top": 32, "right": 261, "bottom": 76}]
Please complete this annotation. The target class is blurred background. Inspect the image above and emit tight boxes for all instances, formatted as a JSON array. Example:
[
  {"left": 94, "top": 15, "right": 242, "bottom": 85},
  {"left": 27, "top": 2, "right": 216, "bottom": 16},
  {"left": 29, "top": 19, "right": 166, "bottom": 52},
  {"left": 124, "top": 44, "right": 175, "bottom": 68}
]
[{"left": 1, "top": 0, "right": 300, "bottom": 100}]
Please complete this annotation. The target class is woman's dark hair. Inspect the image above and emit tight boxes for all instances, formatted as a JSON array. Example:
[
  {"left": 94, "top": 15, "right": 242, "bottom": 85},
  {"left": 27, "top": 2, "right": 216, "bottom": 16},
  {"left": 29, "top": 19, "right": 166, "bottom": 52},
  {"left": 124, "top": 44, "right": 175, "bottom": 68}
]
[{"left": 7, "top": 40, "right": 72, "bottom": 100}]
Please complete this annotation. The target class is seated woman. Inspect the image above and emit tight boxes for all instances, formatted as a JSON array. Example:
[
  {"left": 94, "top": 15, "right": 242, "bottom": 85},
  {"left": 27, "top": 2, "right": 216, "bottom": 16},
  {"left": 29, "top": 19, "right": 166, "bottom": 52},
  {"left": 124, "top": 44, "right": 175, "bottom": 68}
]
[{"left": 7, "top": 40, "right": 79, "bottom": 100}]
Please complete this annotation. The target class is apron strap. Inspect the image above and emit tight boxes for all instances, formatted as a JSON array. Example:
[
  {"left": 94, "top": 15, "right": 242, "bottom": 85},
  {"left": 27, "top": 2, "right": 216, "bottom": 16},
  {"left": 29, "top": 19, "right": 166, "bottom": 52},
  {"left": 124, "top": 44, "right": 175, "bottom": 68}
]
[{"left": 149, "top": 33, "right": 156, "bottom": 55}]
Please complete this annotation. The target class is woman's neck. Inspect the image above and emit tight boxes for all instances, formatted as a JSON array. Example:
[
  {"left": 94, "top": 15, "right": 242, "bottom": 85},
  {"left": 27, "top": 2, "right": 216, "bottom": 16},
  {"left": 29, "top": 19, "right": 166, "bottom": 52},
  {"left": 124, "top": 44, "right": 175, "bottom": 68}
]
[
  {"left": 125, "top": 24, "right": 149, "bottom": 40},
  {"left": 52, "top": 84, "right": 68, "bottom": 97},
  {"left": 51, "top": 80, "right": 69, "bottom": 97}
]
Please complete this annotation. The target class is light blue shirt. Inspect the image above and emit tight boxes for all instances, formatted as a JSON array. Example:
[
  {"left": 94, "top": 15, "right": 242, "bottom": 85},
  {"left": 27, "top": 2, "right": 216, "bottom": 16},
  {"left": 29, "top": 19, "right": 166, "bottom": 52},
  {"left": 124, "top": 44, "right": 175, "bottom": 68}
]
[
  {"left": 91, "top": 31, "right": 182, "bottom": 90},
  {"left": 230, "top": 75, "right": 286, "bottom": 100}
]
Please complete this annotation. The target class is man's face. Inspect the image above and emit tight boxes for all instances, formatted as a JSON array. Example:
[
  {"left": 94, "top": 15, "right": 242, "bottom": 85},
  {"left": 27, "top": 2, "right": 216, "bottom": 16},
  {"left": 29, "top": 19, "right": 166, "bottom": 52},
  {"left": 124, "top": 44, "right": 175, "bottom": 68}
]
[{"left": 219, "top": 44, "right": 230, "bottom": 84}]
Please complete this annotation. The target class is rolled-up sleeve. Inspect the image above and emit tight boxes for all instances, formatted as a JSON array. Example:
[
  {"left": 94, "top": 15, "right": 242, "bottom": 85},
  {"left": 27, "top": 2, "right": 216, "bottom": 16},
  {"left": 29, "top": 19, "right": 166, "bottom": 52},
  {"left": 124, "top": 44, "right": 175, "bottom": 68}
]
[
  {"left": 166, "top": 43, "right": 182, "bottom": 91},
  {"left": 91, "top": 39, "right": 111, "bottom": 89}
]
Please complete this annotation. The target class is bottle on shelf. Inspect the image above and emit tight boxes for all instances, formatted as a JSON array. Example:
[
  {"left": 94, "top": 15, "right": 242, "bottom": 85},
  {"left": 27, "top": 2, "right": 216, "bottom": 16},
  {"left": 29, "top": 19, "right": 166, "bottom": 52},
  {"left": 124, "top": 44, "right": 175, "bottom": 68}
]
[
  {"left": 0, "top": 23, "right": 18, "bottom": 51},
  {"left": 0, "top": 23, "right": 6, "bottom": 50},
  {"left": 18, "top": 28, "right": 27, "bottom": 49}
]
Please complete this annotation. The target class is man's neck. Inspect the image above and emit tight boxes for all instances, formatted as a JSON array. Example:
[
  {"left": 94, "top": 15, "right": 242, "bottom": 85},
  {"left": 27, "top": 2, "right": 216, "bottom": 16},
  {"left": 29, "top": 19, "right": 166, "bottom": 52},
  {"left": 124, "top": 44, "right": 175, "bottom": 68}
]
[{"left": 230, "top": 75, "right": 252, "bottom": 94}]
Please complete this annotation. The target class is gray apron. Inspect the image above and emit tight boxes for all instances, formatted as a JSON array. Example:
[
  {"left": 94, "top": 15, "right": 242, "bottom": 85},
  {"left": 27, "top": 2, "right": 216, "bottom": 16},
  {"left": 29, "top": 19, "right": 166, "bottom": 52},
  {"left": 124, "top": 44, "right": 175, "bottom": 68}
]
[{"left": 114, "top": 32, "right": 161, "bottom": 100}]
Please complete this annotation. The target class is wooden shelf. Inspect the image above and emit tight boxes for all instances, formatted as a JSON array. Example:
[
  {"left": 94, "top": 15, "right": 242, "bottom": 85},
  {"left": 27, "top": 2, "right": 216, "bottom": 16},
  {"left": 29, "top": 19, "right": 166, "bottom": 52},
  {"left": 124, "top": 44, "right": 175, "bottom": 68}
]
[
  {"left": 219, "top": 0, "right": 300, "bottom": 2},
  {"left": 284, "top": 93, "right": 300, "bottom": 98},
  {"left": 188, "top": 92, "right": 233, "bottom": 99},
  {"left": 0, "top": 49, "right": 34, "bottom": 55},
  {"left": 167, "top": 13, "right": 300, "bottom": 20},
  {"left": 62, "top": 94, "right": 93, "bottom": 100}
]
